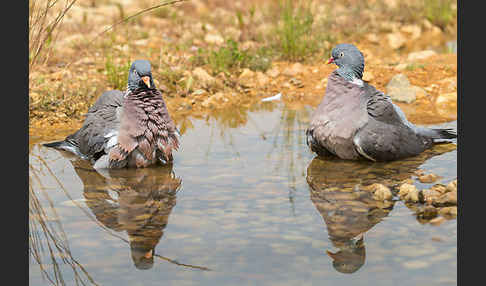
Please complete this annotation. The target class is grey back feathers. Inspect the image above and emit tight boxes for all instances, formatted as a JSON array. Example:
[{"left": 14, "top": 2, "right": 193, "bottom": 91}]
[{"left": 307, "top": 43, "right": 456, "bottom": 161}]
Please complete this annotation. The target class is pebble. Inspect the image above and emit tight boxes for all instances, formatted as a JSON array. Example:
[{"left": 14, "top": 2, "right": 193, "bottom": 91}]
[
  {"left": 403, "top": 189, "right": 420, "bottom": 203},
  {"left": 418, "top": 173, "right": 441, "bottom": 183},
  {"left": 400, "top": 24, "right": 422, "bottom": 41},
  {"left": 192, "top": 67, "right": 216, "bottom": 88},
  {"left": 266, "top": 67, "right": 280, "bottom": 78},
  {"left": 289, "top": 77, "right": 304, "bottom": 88},
  {"left": 282, "top": 63, "right": 305, "bottom": 77},
  {"left": 438, "top": 206, "right": 458, "bottom": 218},
  {"left": 386, "top": 73, "right": 419, "bottom": 103},
  {"left": 432, "top": 191, "right": 457, "bottom": 207},
  {"left": 362, "top": 183, "right": 393, "bottom": 201},
  {"left": 204, "top": 33, "right": 224, "bottom": 45},
  {"left": 386, "top": 32, "right": 406, "bottom": 50},
  {"left": 430, "top": 184, "right": 448, "bottom": 194},
  {"left": 418, "top": 205, "right": 439, "bottom": 220},
  {"left": 398, "top": 183, "right": 417, "bottom": 197},
  {"left": 407, "top": 50, "right": 437, "bottom": 61},
  {"left": 419, "top": 189, "right": 442, "bottom": 204},
  {"left": 446, "top": 180, "right": 457, "bottom": 192}
]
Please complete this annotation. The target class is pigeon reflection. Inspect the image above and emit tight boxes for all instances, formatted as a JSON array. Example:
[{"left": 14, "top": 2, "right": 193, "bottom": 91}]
[
  {"left": 306, "top": 143, "right": 456, "bottom": 274},
  {"left": 71, "top": 159, "right": 181, "bottom": 270}
]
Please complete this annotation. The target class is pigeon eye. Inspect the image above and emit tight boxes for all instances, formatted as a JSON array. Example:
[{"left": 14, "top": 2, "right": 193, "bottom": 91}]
[{"left": 340, "top": 52, "right": 344, "bottom": 58}]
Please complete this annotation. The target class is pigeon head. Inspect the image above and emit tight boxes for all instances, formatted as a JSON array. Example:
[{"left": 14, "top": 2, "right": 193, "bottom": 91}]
[
  {"left": 327, "top": 43, "right": 365, "bottom": 82},
  {"left": 127, "top": 59, "right": 156, "bottom": 92}
]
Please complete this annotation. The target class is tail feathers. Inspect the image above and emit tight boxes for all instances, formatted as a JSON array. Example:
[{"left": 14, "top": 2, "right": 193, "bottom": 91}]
[
  {"left": 43, "top": 140, "right": 85, "bottom": 158},
  {"left": 433, "top": 128, "right": 457, "bottom": 140},
  {"left": 416, "top": 127, "right": 457, "bottom": 140}
]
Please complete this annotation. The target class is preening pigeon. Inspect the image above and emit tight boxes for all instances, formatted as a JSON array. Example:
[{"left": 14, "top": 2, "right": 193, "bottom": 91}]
[
  {"left": 306, "top": 43, "right": 457, "bottom": 161},
  {"left": 44, "top": 59, "right": 180, "bottom": 168}
]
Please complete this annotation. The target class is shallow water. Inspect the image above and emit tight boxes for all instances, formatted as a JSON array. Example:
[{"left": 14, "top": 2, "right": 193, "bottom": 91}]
[{"left": 29, "top": 102, "right": 457, "bottom": 286}]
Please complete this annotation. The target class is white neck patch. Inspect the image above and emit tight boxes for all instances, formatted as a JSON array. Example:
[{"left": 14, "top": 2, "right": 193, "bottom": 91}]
[{"left": 350, "top": 77, "right": 364, "bottom": 87}]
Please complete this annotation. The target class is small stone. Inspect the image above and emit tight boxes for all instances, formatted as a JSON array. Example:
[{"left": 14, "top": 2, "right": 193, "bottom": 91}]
[
  {"left": 372, "top": 185, "right": 393, "bottom": 201},
  {"left": 438, "top": 206, "right": 458, "bottom": 218},
  {"left": 266, "top": 67, "right": 280, "bottom": 78},
  {"left": 407, "top": 50, "right": 437, "bottom": 62},
  {"left": 389, "top": 88, "right": 416, "bottom": 103},
  {"left": 386, "top": 74, "right": 417, "bottom": 103},
  {"left": 289, "top": 77, "right": 304, "bottom": 88},
  {"left": 446, "top": 180, "right": 457, "bottom": 193},
  {"left": 419, "top": 205, "right": 439, "bottom": 220},
  {"left": 419, "top": 189, "right": 442, "bottom": 204},
  {"left": 256, "top": 72, "right": 270, "bottom": 87},
  {"left": 282, "top": 63, "right": 305, "bottom": 77},
  {"left": 403, "top": 189, "right": 420, "bottom": 203},
  {"left": 386, "top": 32, "right": 406, "bottom": 50},
  {"left": 430, "top": 184, "right": 448, "bottom": 195},
  {"left": 433, "top": 191, "right": 457, "bottom": 207},
  {"left": 400, "top": 25, "right": 422, "bottom": 41},
  {"left": 204, "top": 33, "right": 224, "bottom": 45},
  {"left": 387, "top": 73, "right": 410, "bottom": 89},
  {"left": 411, "top": 86, "right": 428, "bottom": 99},
  {"left": 439, "top": 77, "right": 457, "bottom": 92},
  {"left": 435, "top": 92, "right": 457, "bottom": 112},
  {"left": 192, "top": 67, "right": 216, "bottom": 88},
  {"left": 418, "top": 173, "right": 441, "bottom": 183},
  {"left": 239, "top": 68, "right": 255, "bottom": 80},
  {"left": 398, "top": 183, "right": 417, "bottom": 197}
]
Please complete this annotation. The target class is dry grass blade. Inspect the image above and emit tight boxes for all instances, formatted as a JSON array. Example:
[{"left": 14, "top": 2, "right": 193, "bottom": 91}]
[{"left": 29, "top": 0, "right": 78, "bottom": 70}]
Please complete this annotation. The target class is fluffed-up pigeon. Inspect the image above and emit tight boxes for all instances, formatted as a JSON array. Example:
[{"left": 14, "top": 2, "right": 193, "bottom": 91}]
[
  {"left": 306, "top": 43, "right": 456, "bottom": 161},
  {"left": 44, "top": 59, "right": 180, "bottom": 168}
]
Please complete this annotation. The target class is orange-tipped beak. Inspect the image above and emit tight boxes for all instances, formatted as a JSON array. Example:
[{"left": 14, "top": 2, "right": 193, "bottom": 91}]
[
  {"left": 144, "top": 249, "right": 153, "bottom": 259},
  {"left": 326, "top": 250, "right": 337, "bottom": 259},
  {"left": 142, "top": 76, "right": 151, "bottom": 88},
  {"left": 326, "top": 57, "right": 334, "bottom": 64}
]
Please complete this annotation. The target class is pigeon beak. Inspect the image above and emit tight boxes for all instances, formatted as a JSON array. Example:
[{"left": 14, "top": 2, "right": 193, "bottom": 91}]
[
  {"left": 141, "top": 76, "right": 151, "bottom": 88},
  {"left": 326, "top": 57, "right": 335, "bottom": 64},
  {"left": 326, "top": 250, "right": 338, "bottom": 259},
  {"left": 144, "top": 249, "right": 153, "bottom": 259}
]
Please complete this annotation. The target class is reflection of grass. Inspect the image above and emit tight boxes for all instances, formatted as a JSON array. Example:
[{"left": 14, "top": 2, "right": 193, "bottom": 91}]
[
  {"left": 265, "top": 105, "right": 312, "bottom": 214},
  {"left": 29, "top": 156, "right": 98, "bottom": 286}
]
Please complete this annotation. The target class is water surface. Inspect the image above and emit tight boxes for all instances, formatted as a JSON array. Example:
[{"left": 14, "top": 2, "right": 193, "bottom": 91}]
[{"left": 29, "top": 102, "right": 457, "bottom": 286}]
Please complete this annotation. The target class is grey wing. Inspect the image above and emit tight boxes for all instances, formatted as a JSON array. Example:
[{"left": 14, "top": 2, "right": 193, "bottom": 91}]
[
  {"left": 365, "top": 87, "right": 416, "bottom": 129},
  {"left": 71, "top": 90, "right": 125, "bottom": 160},
  {"left": 353, "top": 87, "right": 431, "bottom": 161}
]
